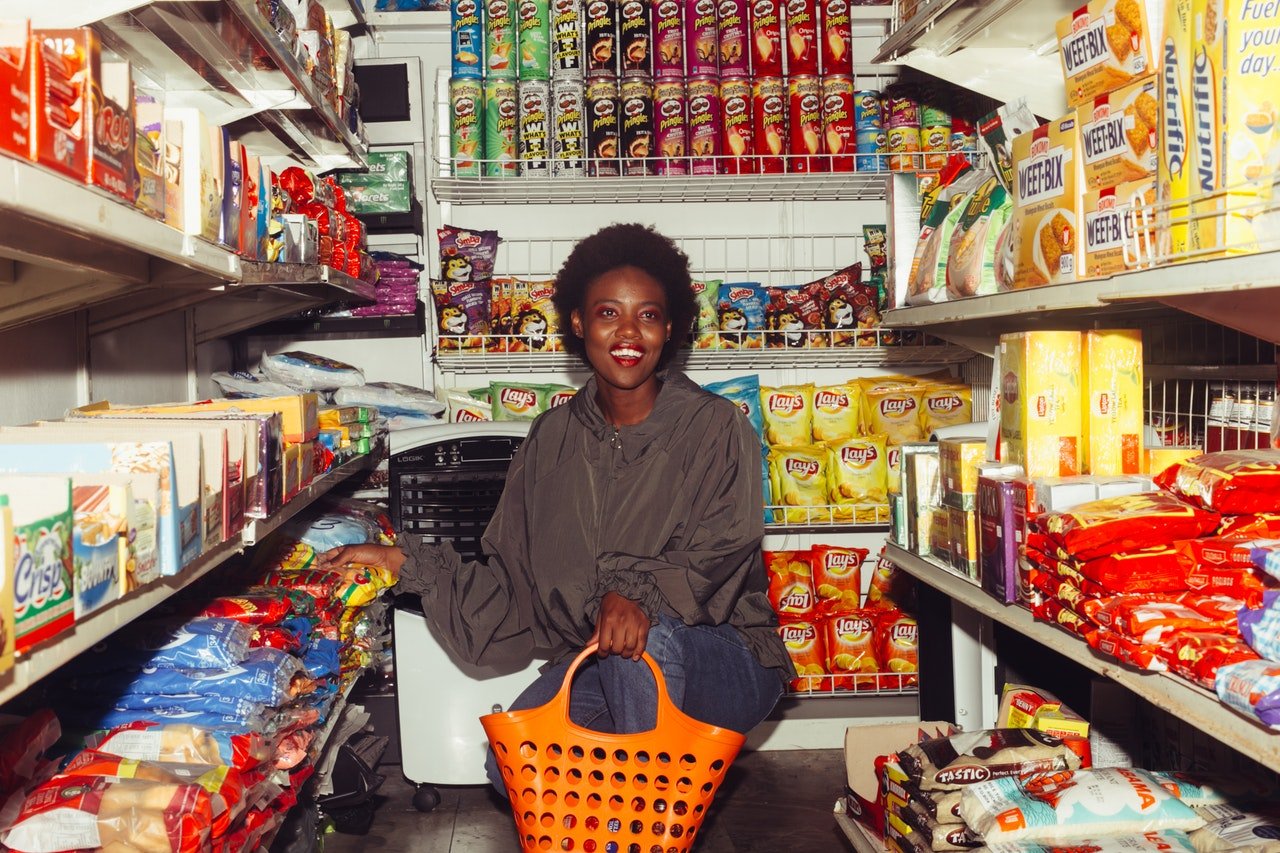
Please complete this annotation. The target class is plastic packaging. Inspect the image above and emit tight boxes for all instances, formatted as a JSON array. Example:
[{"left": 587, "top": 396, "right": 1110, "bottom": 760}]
[
  {"left": 332, "top": 381, "right": 446, "bottom": 419},
  {"left": 703, "top": 374, "right": 764, "bottom": 441},
  {"left": 1216, "top": 659, "right": 1280, "bottom": 727},
  {"left": 259, "top": 351, "right": 365, "bottom": 392},
  {"left": 900, "top": 729, "right": 1082, "bottom": 793},
  {"left": 86, "top": 721, "right": 273, "bottom": 770},
  {"left": 0, "top": 710, "right": 60, "bottom": 800},
  {"left": 68, "top": 647, "right": 303, "bottom": 707},
  {"left": 984, "top": 833, "right": 1197, "bottom": 853},
  {"left": 210, "top": 371, "right": 299, "bottom": 399},
  {"left": 1040, "top": 493, "right": 1220, "bottom": 561},
  {"left": 1156, "top": 451, "right": 1280, "bottom": 514},
  {"left": 103, "top": 692, "right": 267, "bottom": 720},
  {"left": 195, "top": 593, "right": 293, "bottom": 626}
]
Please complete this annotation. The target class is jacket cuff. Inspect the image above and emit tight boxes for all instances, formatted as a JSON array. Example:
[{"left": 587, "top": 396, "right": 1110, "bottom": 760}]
[
  {"left": 396, "top": 534, "right": 459, "bottom": 598},
  {"left": 590, "top": 556, "right": 664, "bottom": 622}
]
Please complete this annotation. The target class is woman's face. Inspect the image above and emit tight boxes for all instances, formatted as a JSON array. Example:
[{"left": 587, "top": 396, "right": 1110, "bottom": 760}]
[{"left": 571, "top": 266, "right": 671, "bottom": 393}]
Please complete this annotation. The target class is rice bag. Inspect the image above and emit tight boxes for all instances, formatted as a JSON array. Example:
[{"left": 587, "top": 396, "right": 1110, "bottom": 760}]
[
  {"left": 900, "top": 729, "right": 1081, "bottom": 793},
  {"left": 763, "top": 550, "right": 815, "bottom": 617},
  {"left": 1156, "top": 451, "right": 1280, "bottom": 515},
  {"left": 769, "top": 445, "right": 830, "bottom": 524},
  {"left": 900, "top": 800, "right": 984, "bottom": 851},
  {"left": 1250, "top": 540, "right": 1280, "bottom": 582},
  {"left": 828, "top": 434, "right": 889, "bottom": 522},
  {"left": 703, "top": 375, "right": 764, "bottom": 442},
  {"left": 960, "top": 768, "right": 1206, "bottom": 843},
  {"left": 690, "top": 279, "right": 722, "bottom": 349},
  {"left": 491, "top": 380, "right": 549, "bottom": 421},
  {"left": 447, "top": 388, "right": 492, "bottom": 422},
  {"left": 194, "top": 593, "right": 292, "bottom": 626},
  {"left": 438, "top": 224, "right": 499, "bottom": 285},
  {"left": 86, "top": 721, "right": 272, "bottom": 770},
  {"left": 432, "top": 279, "right": 490, "bottom": 351},
  {"left": 810, "top": 545, "right": 866, "bottom": 616},
  {"left": 765, "top": 285, "right": 823, "bottom": 348},
  {"left": 1190, "top": 811, "right": 1280, "bottom": 852},
  {"left": 901, "top": 780, "right": 965, "bottom": 825},
  {"left": 332, "top": 382, "right": 445, "bottom": 419},
  {"left": 103, "top": 692, "right": 267, "bottom": 719},
  {"left": 70, "top": 647, "right": 303, "bottom": 707},
  {"left": 256, "top": 351, "right": 362, "bottom": 393},
  {"left": 210, "top": 371, "right": 299, "bottom": 399},
  {"left": 1150, "top": 770, "right": 1277, "bottom": 808},
  {"left": 509, "top": 279, "right": 562, "bottom": 352},
  {"left": 919, "top": 383, "right": 974, "bottom": 436},
  {"left": 760, "top": 383, "right": 814, "bottom": 447},
  {"left": 716, "top": 282, "right": 767, "bottom": 349},
  {"left": 812, "top": 382, "right": 863, "bottom": 443},
  {"left": 1040, "top": 493, "right": 1220, "bottom": 561},
  {"left": 862, "top": 380, "right": 927, "bottom": 445},
  {"left": 984, "top": 833, "right": 1198, "bottom": 853}
]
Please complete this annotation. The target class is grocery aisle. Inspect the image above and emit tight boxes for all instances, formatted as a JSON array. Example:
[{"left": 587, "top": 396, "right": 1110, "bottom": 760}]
[{"left": 326, "top": 750, "right": 849, "bottom": 853}]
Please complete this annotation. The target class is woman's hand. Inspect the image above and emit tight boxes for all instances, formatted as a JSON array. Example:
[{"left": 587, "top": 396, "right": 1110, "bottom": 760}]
[
  {"left": 589, "top": 592, "right": 650, "bottom": 661},
  {"left": 318, "top": 544, "right": 407, "bottom": 578}
]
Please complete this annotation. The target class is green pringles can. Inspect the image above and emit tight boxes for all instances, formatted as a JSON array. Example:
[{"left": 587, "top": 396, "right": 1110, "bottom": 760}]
[
  {"left": 517, "top": 0, "right": 552, "bottom": 80},
  {"left": 449, "top": 77, "right": 484, "bottom": 177},
  {"left": 485, "top": 0, "right": 518, "bottom": 79},
  {"left": 484, "top": 78, "right": 520, "bottom": 177}
]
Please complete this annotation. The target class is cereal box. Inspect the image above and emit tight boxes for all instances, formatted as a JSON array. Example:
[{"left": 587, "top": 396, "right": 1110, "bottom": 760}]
[
  {"left": 999, "top": 332, "right": 1084, "bottom": 479},
  {"left": 30, "top": 29, "right": 93, "bottom": 182},
  {"left": 1057, "top": 0, "right": 1162, "bottom": 108},
  {"left": 1158, "top": 0, "right": 1193, "bottom": 259},
  {"left": 1012, "top": 116, "right": 1085, "bottom": 288},
  {"left": 947, "top": 505, "right": 978, "bottom": 579},
  {"left": 0, "top": 496, "right": 12, "bottom": 675},
  {"left": 939, "top": 437, "right": 988, "bottom": 509},
  {"left": 1083, "top": 329, "right": 1144, "bottom": 476},
  {"left": 68, "top": 481, "right": 126, "bottom": 619},
  {"left": 1189, "top": 0, "right": 1280, "bottom": 257},
  {"left": 1079, "top": 75, "right": 1160, "bottom": 190},
  {"left": 1082, "top": 177, "right": 1158, "bottom": 276},
  {"left": 978, "top": 475, "right": 1019, "bottom": 603},
  {"left": 0, "top": 476, "right": 74, "bottom": 654}
]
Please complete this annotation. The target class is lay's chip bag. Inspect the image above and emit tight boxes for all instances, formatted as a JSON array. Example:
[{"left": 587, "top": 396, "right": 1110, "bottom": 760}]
[
  {"left": 490, "top": 381, "right": 548, "bottom": 421},
  {"left": 769, "top": 444, "right": 830, "bottom": 524},
  {"left": 777, "top": 619, "right": 830, "bottom": 692},
  {"left": 860, "top": 378, "right": 927, "bottom": 445},
  {"left": 691, "top": 279, "right": 722, "bottom": 349},
  {"left": 811, "top": 545, "right": 867, "bottom": 616},
  {"left": 543, "top": 384, "right": 577, "bottom": 409},
  {"left": 920, "top": 382, "right": 974, "bottom": 435},
  {"left": 761, "top": 383, "right": 814, "bottom": 447},
  {"left": 447, "top": 388, "right": 492, "bottom": 422},
  {"left": 827, "top": 434, "right": 890, "bottom": 522},
  {"left": 823, "top": 610, "right": 881, "bottom": 691},
  {"left": 877, "top": 609, "right": 919, "bottom": 688},
  {"left": 764, "top": 550, "right": 816, "bottom": 617},
  {"left": 704, "top": 374, "right": 764, "bottom": 443},
  {"left": 886, "top": 444, "right": 904, "bottom": 495},
  {"left": 812, "top": 382, "right": 863, "bottom": 444}
]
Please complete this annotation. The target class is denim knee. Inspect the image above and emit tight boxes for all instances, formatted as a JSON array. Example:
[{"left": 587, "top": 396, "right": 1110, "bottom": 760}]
[{"left": 485, "top": 746, "right": 506, "bottom": 796}]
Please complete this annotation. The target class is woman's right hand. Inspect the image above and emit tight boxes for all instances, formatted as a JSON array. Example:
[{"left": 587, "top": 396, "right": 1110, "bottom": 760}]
[{"left": 318, "top": 544, "right": 408, "bottom": 579}]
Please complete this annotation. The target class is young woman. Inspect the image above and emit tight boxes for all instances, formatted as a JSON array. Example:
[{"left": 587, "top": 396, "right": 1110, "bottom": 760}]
[{"left": 322, "top": 223, "right": 788, "bottom": 786}]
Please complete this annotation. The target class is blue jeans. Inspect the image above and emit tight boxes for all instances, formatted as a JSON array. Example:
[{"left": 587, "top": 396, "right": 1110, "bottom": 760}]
[{"left": 484, "top": 613, "right": 785, "bottom": 791}]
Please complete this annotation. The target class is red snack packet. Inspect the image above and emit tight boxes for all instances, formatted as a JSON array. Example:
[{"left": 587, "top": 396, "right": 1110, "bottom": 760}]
[
  {"left": 1093, "top": 598, "right": 1224, "bottom": 643},
  {"left": 1088, "top": 628, "right": 1167, "bottom": 671},
  {"left": 1178, "top": 593, "right": 1246, "bottom": 629},
  {"left": 777, "top": 618, "right": 829, "bottom": 692},
  {"left": 764, "top": 285, "right": 824, "bottom": 349},
  {"left": 1176, "top": 533, "right": 1272, "bottom": 605},
  {"left": 250, "top": 625, "right": 305, "bottom": 653},
  {"left": 811, "top": 545, "right": 867, "bottom": 616},
  {"left": 195, "top": 594, "right": 291, "bottom": 626},
  {"left": 258, "top": 569, "right": 344, "bottom": 607},
  {"left": 875, "top": 609, "right": 918, "bottom": 690},
  {"left": 1074, "top": 547, "right": 1190, "bottom": 594},
  {"left": 1033, "top": 598, "right": 1099, "bottom": 642},
  {"left": 1217, "top": 514, "right": 1280, "bottom": 537},
  {"left": 764, "top": 550, "right": 816, "bottom": 617},
  {"left": 1159, "top": 632, "right": 1262, "bottom": 688},
  {"left": 1156, "top": 450, "right": 1280, "bottom": 515},
  {"left": 1041, "top": 492, "right": 1220, "bottom": 561},
  {"left": 823, "top": 610, "right": 881, "bottom": 691}
]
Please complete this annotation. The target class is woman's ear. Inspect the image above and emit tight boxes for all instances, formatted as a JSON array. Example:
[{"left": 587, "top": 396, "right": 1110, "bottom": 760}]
[{"left": 571, "top": 309, "right": 584, "bottom": 338}]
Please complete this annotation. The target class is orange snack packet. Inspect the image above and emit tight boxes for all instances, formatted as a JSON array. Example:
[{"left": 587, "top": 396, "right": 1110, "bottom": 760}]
[
  {"left": 877, "top": 610, "right": 919, "bottom": 689},
  {"left": 823, "top": 611, "right": 881, "bottom": 691},
  {"left": 811, "top": 545, "right": 867, "bottom": 616},
  {"left": 777, "top": 619, "right": 829, "bottom": 692},
  {"left": 764, "top": 549, "right": 815, "bottom": 617}
]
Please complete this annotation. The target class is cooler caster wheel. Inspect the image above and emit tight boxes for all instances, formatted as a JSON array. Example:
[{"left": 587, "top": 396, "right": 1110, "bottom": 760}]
[{"left": 413, "top": 784, "right": 441, "bottom": 813}]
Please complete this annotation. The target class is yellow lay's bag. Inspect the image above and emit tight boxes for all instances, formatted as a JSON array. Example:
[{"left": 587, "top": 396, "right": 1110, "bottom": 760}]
[
  {"left": 812, "top": 383, "right": 863, "bottom": 444},
  {"left": 769, "top": 445, "right": 830, "bottom": 524},
  {"left": 761, "top": 384, "right": 815, "bottom": 447},
  {"left": 860, "top": 379, "right": 927, "bottom": 445},
  {"left": 827, "top": 434, "right": 889, "bottom": 522},
  {"left": 919, "top": 382, "right": 974, "bottom": 435}
]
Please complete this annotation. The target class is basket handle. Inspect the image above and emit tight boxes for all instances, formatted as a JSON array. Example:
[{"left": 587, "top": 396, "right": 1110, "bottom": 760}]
[{"left": 554, "top": 642, "right": 674, "bottom": 732}]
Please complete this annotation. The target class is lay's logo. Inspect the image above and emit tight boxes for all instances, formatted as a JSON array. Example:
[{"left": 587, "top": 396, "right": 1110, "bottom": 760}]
[
  {"left": 840, "top": 445, "right": 877, "bottom": 467},
  {"left": 1191, "top": 46, "right": 1216, "bottom": 193},
  {"left": 784, "top": 457, "right": 819, "bottom": 478},
  {"left": 456, "top": 409, "right": 486, "bottom": 422},
  {"left": 815, "top": 390, "right": 849, "bottom": 409},
  {"left": 928, "top": 394, "right": 963, "bottom": 413},
  {"left": 890, "top": 622, "right": 918, "bottom": 643},
  {"left": 548, "top": 391, "right": 575, "bottom": 408},
  {"left": 887, "top": 446, "right": 901, "bottom": 469},
  {"left": 822, "top": 551, "right": 858, "bottom": 572},
  {"left": 780, "top": 623, "right": 814, "bottom": 644},
  {"left": 879, "top": 396, "right": 916, "bottom": 417},
  {"left": 769, "top": 393, "right": 804, "bottom": 415},
  {"left": 835, "top": 615, "right": 872, "bottom": 635},
  {"left": 500, "top": 387, "right": 537, "bottom": 411},
  {"left": 779, "top": 589, "right": 812, "bottom": 610}
]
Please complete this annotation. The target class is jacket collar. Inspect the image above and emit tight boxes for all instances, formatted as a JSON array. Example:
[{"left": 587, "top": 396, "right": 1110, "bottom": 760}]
[{"left": 570, "top": 369, "right": 700, "bottom": 452}]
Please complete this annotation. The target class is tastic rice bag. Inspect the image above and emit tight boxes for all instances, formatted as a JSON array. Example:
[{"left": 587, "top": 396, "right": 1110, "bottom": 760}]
[
  {"left": 810, "top": 545, "right": 866, "bottom": 615},
  {"left": 1190, "top": 811, "right": 1280, "bottom": 853},
  {"left": 760, "top": 384, "right": 814, "bottom": 447},
  {"left": 431, "top": 279, "right": 490, "bottom": 351},
  {"left": 822, "top": 611, "right": 881, "bottom": 690},
  {"left": 920, "top": 383, "right": 974, "bottom": 436},
  {"left": 1040, "top": 493, "right": 1219, "bottom": 561},
  {"left": 984, "top": 833, "right": 1197, "bottom": 853},
  {"left": 777, "top": 619, "right": 829, "bottom": 692},
  {"left": 764, "top": 550, "right": 815, "bottom": 617},
  {"left": 827, "top": 435, "right": 889, "bottom": 522},
  {"left": 1216, "top": 659, "right": 1280, "bottom": 728},
  {"left": 900, "top": 729, "right": 1082, "bottom": 793},
  {"left": 959, "top": 768, "right": 1206, "bottom": 843},
  {"left": 769, "top": 445, "right": 830, "bottom": 524},
  {"left": 861, "top": 379, "right": 927, "bottom": 445},
  {"left": 508, "top": 279, "right": 562, "bottom": 353},
  {"left": 1156, "top": 451, "right": 1280, "bottom": 515},
  {"left": 437, "top": 224, "right": 498, "bottom": 285},
  {"left": 691, "top": 279, "right": 722, "bottom": 349},
  {"left": 812, "top": 382, "right": 863, "bottom": 443},
  {"left": 716, "top": 282, "right": 767, "bottom": 349},
  {"left": 899, "top": 799, "right": 984, "bottom": 851},
  {"left": 704, "top": 375, "right": 764, "bottom": 442}
]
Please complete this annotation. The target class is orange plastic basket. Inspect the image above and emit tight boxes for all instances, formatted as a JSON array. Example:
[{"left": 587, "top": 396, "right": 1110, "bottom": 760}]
[{"left": 480, "top": 643, "right": 747, "bottom": 853}]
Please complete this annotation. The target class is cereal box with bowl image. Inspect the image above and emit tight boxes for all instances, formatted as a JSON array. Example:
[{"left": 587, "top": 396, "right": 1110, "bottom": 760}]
[
  {"left": 1079, "top": 75, "right": 1160, "bottom": 190},
  {"left": 1082, "top": 177, "right": 1158, "bottom": 277},
  {"left": 1058, "top": 0, "right": 1163, "bottom": 108},
  {"left": 1011, "top": 116, "right": 1085, "bottom": 288}
]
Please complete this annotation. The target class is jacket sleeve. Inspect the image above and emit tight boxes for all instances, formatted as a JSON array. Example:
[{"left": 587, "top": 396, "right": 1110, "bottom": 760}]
[
  {"left": 588, "top": 411, "right": 764, "bottom": 626},
  {"left": 396, "top": 437, "right": 548, "bottom": 668}
]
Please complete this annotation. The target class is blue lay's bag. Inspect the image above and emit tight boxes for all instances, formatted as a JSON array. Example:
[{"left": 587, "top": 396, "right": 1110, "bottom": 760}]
[
  {"left": 703, "top": 375, "right": 764, "bottom": 443},
  {"left": 762, "top": 448, "right": 773, "bottom": 523},
  {"left": 716, "top": 282, "right": 767, "bottom": 349}
]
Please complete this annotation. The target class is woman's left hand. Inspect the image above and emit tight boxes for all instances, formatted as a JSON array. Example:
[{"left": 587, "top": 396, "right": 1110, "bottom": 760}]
[{"left": 589, "top": 592, "right": 650, "bottom": 661}]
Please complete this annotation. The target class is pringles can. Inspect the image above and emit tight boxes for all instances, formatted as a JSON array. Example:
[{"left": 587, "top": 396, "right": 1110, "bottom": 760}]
[
  {"left": 716, "top": 0, "right": 749, "bottom": 75},
  {"left": 585, "top": 76, "right": 621, "bottom": 175},
  {"left": 518, "top": 78, "right": 551, "bottom": 174},
  {"left": 820, "top": 0, "right": 852, "bottom": 76},
  {"left": 652, "top": 0, "right": 685, "bottom": 78},
  {"left": 950, "top": 116, "right": 976, "bottom": 154},
  {"left": 854, "top": 89, "right": 882, "bottom": 128},
  {"left": 788, "top": 74, "right": 825, "bottom": 172},
  {"left": 653, "top": 79, "right": 688, "bottom": 175},
  {"left": 720, "top": 75, "right": 755, "bottom": 174},
  {"left": 584, "top": 0, "right": 619, "bottom": 76},
  {"left": 685, "top": 0, "right": 718, "bottom": 77},
  {"left": 785, "top": 0, "right": 818, "bottom": 77},
  {"left": 821, "top": 74, "right": 854, "bottom": 171},
  {"left": 517, "top": 0, "right": 553, "bottom": 79},
  {"left": 753, "top": 76, "right": 786, "bottom": 174},
  {"left": 885, "top": 92, "right": 921, "bottom": 171},
  {"left": 619, "top": 0, "right": 651, "bottom": 75},
  {"left": 687, "top": 75, "right": 721, "bottom": 175},
  {"left": 450, "top": 77, "right": 484, "bottom": 176},
  {"left": 451, "top": 0, "right": 484, "bottom": 78},
  {"left": 855, "top": 126, "right": 885, "bottom": 171},
  {"left": 552, "top": 77, "right": 587, "bottom": 176},
  {"left": 551, "top": 0, "right": 585, "bottom": 73},
  {"left": 619, "top": 76, "right": 654, "bottom": 175},
  {"left": 485, "top": 0, "right": 518, "bottom": 78},
  {"left": 921, "top": 122, "right": 951, "bottom": 170},
  {"left": 483, "top": 78, "right": 519, "bottom": 176},
  {"left": 749, "top": 0, "right": 783, "bottom": 77}
]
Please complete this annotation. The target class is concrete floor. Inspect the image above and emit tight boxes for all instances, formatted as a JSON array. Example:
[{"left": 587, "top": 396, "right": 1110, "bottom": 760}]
[{"left": 326, "top": 749, "right": 853, "bottom": 852}]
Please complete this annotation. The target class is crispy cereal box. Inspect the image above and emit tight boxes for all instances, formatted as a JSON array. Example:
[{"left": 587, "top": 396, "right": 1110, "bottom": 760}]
[
  {"left": 761, "top": 383, "right": 814, "bottom": 446},
  {"left": 1083, "top": 329, "right": 1144, "bottom": 475},
  {"left": 1080, "top": 75, "right": 1160, "bottom": 190},
  {"left": 769, "top": 445, "right": 830, "bottom": 523},
  {"left": 778, "top": 619, "right": 829, "bottom": 692},
  {"left": 764, "top": 549, "right": 816, "bottom": 616},
  {"left": 811, "top": 545, "right": 867, "bottom": 616},
  {"left": 828, "top": 434, "right": 890, "bottom": 522},
  {"left": 1158, "top": 0, "right": 1193, "bottom": 260},
  {"left": 1012, "top": 117, "right": 1085, "bottom": 288},
  {"left": 1058, "top": 0, "right": 1162, "bottom": 108},
  {"left": 1189, "top": 0, "right": 1280, "bottom": 257},
  {"left": 999, "top": 331, "right": 1084, "bottom": 479},
  {"left": 1082, "top": 177, "right": 1158, "bottom": 276}
]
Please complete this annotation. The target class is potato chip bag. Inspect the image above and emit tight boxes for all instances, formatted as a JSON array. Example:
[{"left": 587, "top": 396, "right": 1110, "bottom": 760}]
[
  {"left": 488, "top": 276, "right": 514, "bottom": 352},
  {"left": 490, "top": 381, "right": 548, "bottom": 421},
  {"left": 811, "top": 545, "right": 867, "bottom": 616},
  {"left": 760, "top": 383, "right": 814, "bottom": 447},
  {"left": 769, "top": 445, "right": 830, "bottom": 524},
  {"left": 764, "top": 550, "right": 815, "bottom": 616},
  {"left": 823, "top": 611, "right": 881, "bottom": 690},
  {"left": 878, "top": 610, "right": 919, "bottom": 689},
  {"left": 812, "top": 382, "right": 862, "bottom": 443},
  {"left": 919, "top": 383, "right": 974, "bottom": 435},
  {"left": 509, "top": 278, "right": 562, "bottom": 352},
  {"left": 765, "top": 285, "right": 824, "bottom": 349},
  {"left": 704, "top": 374, "right": 764, "bottom": 443},
  {"left": 716, "top": 282, "right": 767, "bottom": 349},
  {"left": 431, "top": 279, "right": 490, "bottom": 351},
  {"left": 887, "top": 445, "right": 903, "bottom": 495},
  {"left": 691, "top": 279, "right": 722, "bottom": 349},
  {"left": 543, "top": 384, "right": 577, "bottom": 409},
  {"left": 777, "top": 619, "right": 829, "bottom": 692},
  {"left": 827, "top": 434, "right": 889, "bottom": 522},
  {"left": 867, "top": 546, "right": 913, "bottom": 609},
  {"left": 861, "top": 379, "right": 927, "bottom": 445}
]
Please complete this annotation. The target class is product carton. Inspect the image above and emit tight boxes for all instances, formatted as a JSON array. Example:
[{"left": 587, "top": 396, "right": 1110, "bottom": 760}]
[
  {"left": 999, "top": 331, "right": 1084, "bottom": 478},
  {"left": 1082, "top": 177, "right": 1158, "bottom": 277},
  {"left": 90, "top": 471, "right": 160, "bottom": 594},
  {"left": 1058, "top": 0, "right": 1162, "bottom": 108},
  {"left": 336, "top": 150, "right": 413, "bottom": 214},
  {"left": 87, "top": 48, "right": 134, "bottom": 202},
  {"left": 133, "top": 85, "right": 164, "bottom": 219},
  {"left": 939, "top": 437, "right": 987, "bottom": 510},
  {"left": 1079, "top": 75, "right": 1160, "bottom": 190},
  {"left": 240, "top": 149, "right": 262, "bottom": 260},
  {"left": 843, "top": 722, "right": 958, "bottom": 835},
  {"left": 978, "top": 475, "right": 1019, "bottom": 603},
  {"left": 0, "top": 475, "right": 74, "bottom": 653},
  {"left": 929, "top": 506, "right": 952, "bottom": 564},
  {"left": 1189, "top": 0, "right": 1280, "bottom": 257},
  {"left": 0, "top": 497, "right": 13, "bottom": 674},
  {"left": 1082, "top": 329, "right": 1144, "bottom": 475},
  {"left": 1158, "top": 0, "right": 1193, "bottom": 260},
  {"left": 1012, "top": 117, "right": 1085, "bottom": 288},
  {"left": 221, "top": 134, "right": 243, "bottom": 254},
  {"left": 30, "top": 28, "right": 94, "bottom": 181},
  {"left": 0, "top": 21, "right": 31, "bottom": 159},
  {"left": 163, "top": 106, "right": 220, "bottom": 241},
  {"left": 95, "top": 394, "right": 317, "bottom": 445},
  {"left": 68, "top": 480, "right": 126, "bottom": 619},
  {"left": 284, "top": 442, "right": 303, "bottom": 501},
  {"left": 947, "top": 506, "right": 978, "bottom": 579}
]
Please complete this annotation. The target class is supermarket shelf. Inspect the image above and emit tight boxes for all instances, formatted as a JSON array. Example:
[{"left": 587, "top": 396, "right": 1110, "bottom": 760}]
[
  {"left": 883, "top": 250, "right": 1280, "bottom": 351},
  {"left": 766, "top": 504, "right": 891, "bottom": 534},
  {"left": 0, "top": 452, "right": 374, "bottom": 707},
  {"left": 836, "top": 808, "right": 887, "bottom": 853},
  {"left": 241, "top": 262, "right": 380, "bottom": 303},
  {"left": 883, "top": 543, "right": 1280, "bottom": 769},
  {"left": 365, "top": 10, "right": 449, "bottom": 29},
  {"left": 322, "top": 0, "right": 368, "bottom": 29},
  {"left": 788, "top": 673, "right": 918, "bottom": 698},
  {"left": 237, "top": 302, "right": 426, "bottom": 339}
]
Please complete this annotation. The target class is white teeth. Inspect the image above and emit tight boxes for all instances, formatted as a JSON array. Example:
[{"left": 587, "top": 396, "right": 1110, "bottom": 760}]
[{"left": 612, "top": 347, "right": 642, "bottom": 358}]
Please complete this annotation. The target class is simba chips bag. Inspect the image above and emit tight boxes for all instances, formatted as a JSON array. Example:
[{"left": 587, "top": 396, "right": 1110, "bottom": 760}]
[
  {"left": 716, "top": 282, "right": 767, "bottom": 349},
  {"left": 508, "top": 279, "right": 562, "bottom": 352},
  {"left": 431, "top": 279, "right": 490, "bottom": 351}
]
